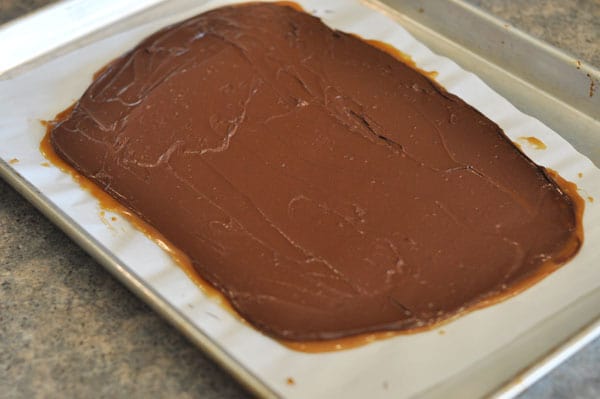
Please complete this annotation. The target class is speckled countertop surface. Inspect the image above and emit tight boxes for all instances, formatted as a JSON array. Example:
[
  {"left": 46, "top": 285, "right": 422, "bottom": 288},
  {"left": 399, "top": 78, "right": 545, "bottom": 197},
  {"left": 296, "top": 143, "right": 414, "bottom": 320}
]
[{"left": 1, "top": 1, "right": 598, "bottom": 398}]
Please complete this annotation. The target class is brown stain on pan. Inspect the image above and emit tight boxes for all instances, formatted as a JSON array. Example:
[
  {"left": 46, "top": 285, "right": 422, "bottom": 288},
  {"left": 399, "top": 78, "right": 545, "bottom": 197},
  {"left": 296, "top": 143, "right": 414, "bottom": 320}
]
[{"left": 587, "top": 73, "right": 596, "bottom": 98}]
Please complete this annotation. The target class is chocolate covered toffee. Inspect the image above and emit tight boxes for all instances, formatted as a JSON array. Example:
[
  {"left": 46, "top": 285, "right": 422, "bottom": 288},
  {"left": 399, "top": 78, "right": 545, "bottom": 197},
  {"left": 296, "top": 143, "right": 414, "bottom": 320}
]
[{"left": 50, "top": 3, "right": 582, "bottom": 341}]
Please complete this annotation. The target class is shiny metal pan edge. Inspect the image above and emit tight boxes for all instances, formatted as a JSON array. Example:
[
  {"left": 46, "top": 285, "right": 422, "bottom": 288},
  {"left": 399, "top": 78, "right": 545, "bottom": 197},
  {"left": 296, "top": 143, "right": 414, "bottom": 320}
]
[
  {"left": 492, "top": 317, "right": 600, "bottom": 398},
  {"left": 1, "top": 0, "right": 598, "bottom": 398}
]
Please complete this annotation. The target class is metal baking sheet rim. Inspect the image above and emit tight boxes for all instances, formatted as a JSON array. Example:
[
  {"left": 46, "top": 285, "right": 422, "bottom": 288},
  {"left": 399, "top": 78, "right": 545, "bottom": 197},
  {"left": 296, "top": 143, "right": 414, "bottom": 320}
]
[{"left": 0, "top": 1, "right": 598, "bottom": 398}]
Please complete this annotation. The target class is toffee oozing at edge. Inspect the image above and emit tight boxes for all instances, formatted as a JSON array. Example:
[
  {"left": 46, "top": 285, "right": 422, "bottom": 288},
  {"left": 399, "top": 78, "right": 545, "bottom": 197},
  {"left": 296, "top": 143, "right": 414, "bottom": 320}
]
[{"left": 48, "top": 2, "right": 583, "bottom": 343}]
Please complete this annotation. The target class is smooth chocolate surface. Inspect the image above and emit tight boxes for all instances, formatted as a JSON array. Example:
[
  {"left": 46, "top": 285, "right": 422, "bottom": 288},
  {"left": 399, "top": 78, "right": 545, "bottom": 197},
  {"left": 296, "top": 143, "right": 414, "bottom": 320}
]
[{"left": 51, "top": 3, "right": 581, "bottom": 341}]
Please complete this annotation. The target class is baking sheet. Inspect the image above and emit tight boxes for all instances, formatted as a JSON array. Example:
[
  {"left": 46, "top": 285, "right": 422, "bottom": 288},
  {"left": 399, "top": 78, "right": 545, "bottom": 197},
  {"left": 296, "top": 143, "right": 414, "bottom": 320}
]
[{"left": 1, "top": 0, "right": 599, "bottom": 398}]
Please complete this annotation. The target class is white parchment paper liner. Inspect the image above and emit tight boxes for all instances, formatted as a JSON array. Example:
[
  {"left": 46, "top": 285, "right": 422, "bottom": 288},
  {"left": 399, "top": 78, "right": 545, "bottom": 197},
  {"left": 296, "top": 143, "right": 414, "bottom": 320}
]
[{"left": 1, "top": 1, "right": 599, "bottom": 398}]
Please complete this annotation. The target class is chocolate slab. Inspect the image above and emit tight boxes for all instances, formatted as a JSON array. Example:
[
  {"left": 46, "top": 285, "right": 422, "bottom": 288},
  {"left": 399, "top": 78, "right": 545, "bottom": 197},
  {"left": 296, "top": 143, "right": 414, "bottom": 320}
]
[{"left": 50, "top": 3, "right": 581, "bottom": 341}]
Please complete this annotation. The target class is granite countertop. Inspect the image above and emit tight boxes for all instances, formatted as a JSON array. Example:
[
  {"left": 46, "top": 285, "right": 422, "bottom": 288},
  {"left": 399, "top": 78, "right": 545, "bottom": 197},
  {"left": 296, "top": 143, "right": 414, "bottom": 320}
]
[{"left": 1, "top": 1, "right": 598, "bottom": 398}]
